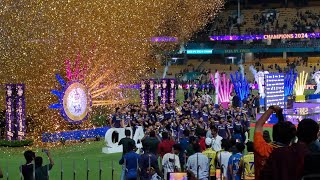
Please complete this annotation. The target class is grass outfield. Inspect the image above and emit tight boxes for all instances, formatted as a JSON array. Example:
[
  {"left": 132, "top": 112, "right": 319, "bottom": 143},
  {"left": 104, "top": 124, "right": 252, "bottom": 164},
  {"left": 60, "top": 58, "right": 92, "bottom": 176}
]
[{"left": 0, "top": 126, "right": 272, "bottom": 180}]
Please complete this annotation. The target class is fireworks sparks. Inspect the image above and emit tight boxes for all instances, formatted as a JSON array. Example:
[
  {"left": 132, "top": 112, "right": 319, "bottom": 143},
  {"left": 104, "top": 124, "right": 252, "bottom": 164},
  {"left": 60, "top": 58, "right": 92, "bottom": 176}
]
[{"left": 0, "top": 0, "right": 225, "bottom": 145}]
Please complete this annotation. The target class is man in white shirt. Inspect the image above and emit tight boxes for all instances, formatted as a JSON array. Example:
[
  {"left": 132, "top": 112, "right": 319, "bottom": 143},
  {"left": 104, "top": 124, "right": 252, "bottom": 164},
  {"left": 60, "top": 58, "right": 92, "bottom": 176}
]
[
  {"left": 216, "top": 139, "right": 232, "bottom": 179},
  {"left": 202, "top": 92, "right": 212, "bottom": 105},
  {"left": 162, "top": 144, "right": 181, "bottom": 180},
  {"left": 210, "top": 126, "right": 223, "bottom": 152},
  {"left": 186, "top": 144, "right": 209, "bottom": 180}
]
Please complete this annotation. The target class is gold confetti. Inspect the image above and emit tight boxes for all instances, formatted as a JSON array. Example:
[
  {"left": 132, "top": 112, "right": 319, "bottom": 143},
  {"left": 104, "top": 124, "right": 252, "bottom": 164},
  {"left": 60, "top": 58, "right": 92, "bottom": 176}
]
[{"left": 0, "top": 0, "right": 224, "bottom": 146}]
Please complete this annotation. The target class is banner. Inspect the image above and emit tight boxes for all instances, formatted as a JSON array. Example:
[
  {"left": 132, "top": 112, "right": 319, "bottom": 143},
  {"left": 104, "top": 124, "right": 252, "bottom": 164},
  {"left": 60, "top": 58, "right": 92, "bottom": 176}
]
[
  {"left": 140, "top": 80, "right": 148, "bottom": 108},
  {"left": 5, "top": 84, "right": 15, "bottom": 140},
  {"left": 160, "top": 79, "right": 176, "bottom": 106},
  {"left": 15, "top": 84, "right": 26, "bottom": 140},
  {"left": 148, "top": 79, "right": 155, "bottom": 106},
  {"left": 169, "top": 79, "right": 176, "bottom": 104},
  {"left": 160, "top": 79, "right": 168, "bottom": 105}
]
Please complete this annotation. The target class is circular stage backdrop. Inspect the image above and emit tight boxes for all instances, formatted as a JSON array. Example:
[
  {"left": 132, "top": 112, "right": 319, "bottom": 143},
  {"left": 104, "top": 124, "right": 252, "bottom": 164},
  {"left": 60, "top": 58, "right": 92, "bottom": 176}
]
[{"left": 62, "top": 82, "right": 91, "bottom": 123}]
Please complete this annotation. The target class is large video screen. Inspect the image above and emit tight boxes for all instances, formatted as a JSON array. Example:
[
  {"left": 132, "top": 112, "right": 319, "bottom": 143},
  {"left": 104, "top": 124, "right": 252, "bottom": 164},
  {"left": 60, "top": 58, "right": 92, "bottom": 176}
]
[{"left": 265, "top": 73, "right": 285, "bottom": 108}]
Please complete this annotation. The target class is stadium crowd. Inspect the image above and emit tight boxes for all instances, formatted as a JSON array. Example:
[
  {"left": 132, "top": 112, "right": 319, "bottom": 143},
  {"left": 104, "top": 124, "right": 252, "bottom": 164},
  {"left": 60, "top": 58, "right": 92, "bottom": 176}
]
[{"left": 108, "top": 88, "right": 320, "bottom": 180}]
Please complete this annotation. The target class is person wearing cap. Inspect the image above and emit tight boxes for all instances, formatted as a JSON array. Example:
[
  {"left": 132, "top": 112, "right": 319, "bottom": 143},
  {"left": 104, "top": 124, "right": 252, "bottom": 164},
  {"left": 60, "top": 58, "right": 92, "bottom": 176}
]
[{"left": 202, "top": 138, "right": 217, "bottom": 180}]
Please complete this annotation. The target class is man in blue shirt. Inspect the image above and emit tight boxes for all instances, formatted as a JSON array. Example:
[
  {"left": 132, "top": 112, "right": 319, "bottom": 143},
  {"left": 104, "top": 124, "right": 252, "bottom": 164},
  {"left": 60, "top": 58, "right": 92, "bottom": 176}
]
[
  {"left": 139, "top": 145, "right": 162, "bottom": 180},
  {"left": 228, "top": 143, "right": 245, "bottom": 180},
  {"left": 179, "top": 129, "right": 190, "bottom": 171},
  {"left": 119, "top": 142, "right": 140, "bottom": 180}
]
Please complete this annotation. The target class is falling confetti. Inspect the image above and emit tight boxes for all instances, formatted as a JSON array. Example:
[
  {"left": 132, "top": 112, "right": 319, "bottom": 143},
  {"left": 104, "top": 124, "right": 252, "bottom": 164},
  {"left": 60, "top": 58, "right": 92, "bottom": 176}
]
[{"left": 0, "top": 0, "right": 225, "bottom": 145}]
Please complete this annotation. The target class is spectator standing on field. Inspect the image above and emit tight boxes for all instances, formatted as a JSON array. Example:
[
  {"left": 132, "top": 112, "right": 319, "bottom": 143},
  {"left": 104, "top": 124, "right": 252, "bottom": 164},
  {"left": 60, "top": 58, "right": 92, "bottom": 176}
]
[
  {"left": 162, "top": 144, "right": 181, "bottom": 180},
  {"left": 119, "top": 142, "right": 140, "bottom": 180},
  {"left": 158, "top": 131, "right": 175, "bottom": 158},
  {"left": 34, "top": 150, "right": 54, "bottom": 180},
  {"left": 119, "top": 129, "right": 136, "bottom": 180},
  {"left": 21, "top": 150, "right": 36, "bottom": 180},
  {"left": 202, "top": 138, "right": 217, "bottom": 180},
  {"left": 186, "top": 144, "right": 209, "bottom": 180}
]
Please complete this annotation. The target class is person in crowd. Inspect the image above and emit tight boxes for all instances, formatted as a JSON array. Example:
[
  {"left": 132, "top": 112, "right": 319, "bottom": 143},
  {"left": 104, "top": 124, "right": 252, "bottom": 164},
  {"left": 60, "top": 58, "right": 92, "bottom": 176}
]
[
  {"left": 186, "top": 136, "right": 197, "bottom": 157},
  {"left": 228, "top": 143, "right": 245, "bottom": 180},
  {"left": 21, "top": 150, "right": 36, "bottom": 180},
  {"left": 34, "top": 150, "right": 54, "bottom": 180},
  {"left": 202, "top": 91, "right": 212, "bottom": 105},
  {"left": 140, "top": 145, "right": 162, "bottom": 180},
  {"left": 119, "top": 129, "right": 136, "bottom": 156},
  {"left": 232, "top": 92, "right": 241, "bottom": 108},
  {"left": 162, "top": 144, "right": 181, "bottom": 180},
  {"left": 217, "top": 117, "right": 229, "bottom": 140},
  {"left": 226, "top": 117, "right": 234, "bottom": 139},
  {"left": 179, "top": 129, "right": 190, "bottom": 171},
  {"left": 202, "top": 138, "right": 217, "bottom": 180},
  {"left": 110, "top": 107, "right": 122, "bottom": 142},
  {"left": 186, "top": 144, "right": 209, "bottom": 180},
  {"left": 158, "top": 131, "right": 175, "bottom": 158},
  {"left": 261, "top": 119, "right": 320, "bottom": 180},
  {"left": 198, "top": 129, "right": 207, "bottom": 151},
  {"left": 254, "top": 105, "right": 296, "bottom": 180},
  {"left": 217, "top": 139, "right": 232, "bottom": 180},
  {"left": 119, "top": 141, "right": 140, "bottom": 180},
  {"left": 142, "top": 130, "right": 160, "bottom": 155},
  {"left": 211, "top": 126, "right": 223, "bottom": 152},
  {"left": 119, "top": 129, "right": 136, "bottom": 180},
  {"left": 239, "top": 142, "right": 255, "bottom": 179},
  {"left": 233, "top": 115, "right": 245, "bottom": 143},
  {"left": 252, "top": 93, "right": 260, "bottom": 118}
]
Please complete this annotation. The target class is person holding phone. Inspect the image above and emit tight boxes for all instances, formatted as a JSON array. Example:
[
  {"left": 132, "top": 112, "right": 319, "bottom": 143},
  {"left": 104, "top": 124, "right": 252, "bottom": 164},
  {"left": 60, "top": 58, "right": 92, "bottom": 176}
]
[
  {"left": 254, "top": 105, "right": 296, "bottom": 180},
  {"left": 34, "top": 149, "right": 54, "bottom": 180}
]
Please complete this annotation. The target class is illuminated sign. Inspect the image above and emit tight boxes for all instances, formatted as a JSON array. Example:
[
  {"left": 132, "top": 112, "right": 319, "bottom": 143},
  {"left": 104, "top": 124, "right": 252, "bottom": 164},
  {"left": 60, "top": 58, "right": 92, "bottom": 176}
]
[
  {"left": 209, "top": 32, "right": 320, "bottom": 41},
  {"left": 151, "top": 36, "right": 178, "bottom": 42},
  {"left": 265, "top": 73, "right": 285, "bottom": 108},
  {"left": 186, "top": 49, "right": 213, "bottom": 54}
]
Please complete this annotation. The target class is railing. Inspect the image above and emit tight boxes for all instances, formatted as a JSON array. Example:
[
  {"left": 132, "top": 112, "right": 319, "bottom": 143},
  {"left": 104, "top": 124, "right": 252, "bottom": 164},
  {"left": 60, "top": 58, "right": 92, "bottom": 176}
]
[
  {"left": 1, "top": 156, "right": 230, "bottom": 180},
  {"left": 1, "top": 159, "right": 121, "bottom": 180}
]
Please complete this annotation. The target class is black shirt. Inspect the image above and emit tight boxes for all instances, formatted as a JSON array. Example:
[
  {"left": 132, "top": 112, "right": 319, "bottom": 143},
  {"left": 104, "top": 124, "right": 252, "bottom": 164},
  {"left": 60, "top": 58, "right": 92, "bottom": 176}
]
[
  {"left": 21, "top": 164, "right": 34, "bottom": 180},
  {"left": 118, "top": 137, "right": 136, "bottom": 156},
  {"left": 35, "top": 164, "right": 53, "bottom": 180}
]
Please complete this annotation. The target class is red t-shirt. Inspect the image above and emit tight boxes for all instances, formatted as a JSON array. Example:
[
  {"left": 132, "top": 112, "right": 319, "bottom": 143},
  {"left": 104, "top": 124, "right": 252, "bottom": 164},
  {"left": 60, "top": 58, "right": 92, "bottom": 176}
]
[
  {"left": 158, "top": 139, "right": 175, "bottom": 157},
  {"left": 199, "top": 137, "right": 206, "bottom": 152}
]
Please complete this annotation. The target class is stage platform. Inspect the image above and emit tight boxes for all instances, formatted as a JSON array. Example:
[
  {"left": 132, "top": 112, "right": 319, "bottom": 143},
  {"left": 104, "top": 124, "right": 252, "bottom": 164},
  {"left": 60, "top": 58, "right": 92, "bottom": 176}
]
[
  {"left": 293, "top": 99, "right": 320, "bottom": 108},
  {"left": 42, "top": 127, "right": 110, "bottom": 142},
  {"left": 257, "top": 103, "right": 320, "bottom": 125}
]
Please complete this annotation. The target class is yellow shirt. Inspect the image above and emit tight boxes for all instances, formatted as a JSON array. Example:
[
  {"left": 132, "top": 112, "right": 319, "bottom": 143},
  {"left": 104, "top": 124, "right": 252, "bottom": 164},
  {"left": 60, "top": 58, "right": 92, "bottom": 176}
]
[
  {"left": 202, "top": 148, "right": 217, "bottom": 176},
  {"left": 241, "top": 152, "right": 255, "bottom": 179}
]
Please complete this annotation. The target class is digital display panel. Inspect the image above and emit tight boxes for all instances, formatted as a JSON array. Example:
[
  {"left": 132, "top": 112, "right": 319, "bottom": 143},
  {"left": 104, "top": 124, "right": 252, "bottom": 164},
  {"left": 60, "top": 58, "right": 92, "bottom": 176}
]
[{"left": 265, "top": 73, "right": 285, "bottom": 108}]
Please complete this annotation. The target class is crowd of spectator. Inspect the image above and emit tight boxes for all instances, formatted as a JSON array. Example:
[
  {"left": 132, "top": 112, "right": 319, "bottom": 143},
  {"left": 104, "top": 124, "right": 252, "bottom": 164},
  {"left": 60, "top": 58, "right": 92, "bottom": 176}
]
[
  {"left": 115, "top": 99, "right": 320, "bottom": 180},
  {"left": 212, "top": 7, "right": 320, "bottom": 36},
  {"left": 109, "top": 88, "right": 264, "bottom": 180}
]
